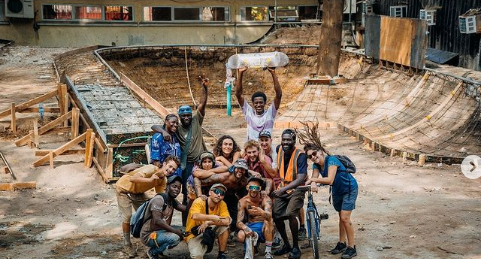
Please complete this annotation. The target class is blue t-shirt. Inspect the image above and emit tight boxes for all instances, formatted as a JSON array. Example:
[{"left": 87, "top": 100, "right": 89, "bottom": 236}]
[
  {"left": 313, "top": 156, "right": 357, "bottom": 196},
  {"left": 150, "top": 132, "right": 182, "bottom": 176}
]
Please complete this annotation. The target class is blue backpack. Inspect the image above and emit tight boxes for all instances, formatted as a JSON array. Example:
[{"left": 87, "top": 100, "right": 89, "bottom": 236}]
[{"left": 130, "top": 193, "right": 167, "bottom": 238}]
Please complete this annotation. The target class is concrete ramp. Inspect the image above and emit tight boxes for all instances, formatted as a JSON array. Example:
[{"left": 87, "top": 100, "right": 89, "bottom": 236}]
[{"left": 278, "top": 56, "right": 481, "bottom": 163}]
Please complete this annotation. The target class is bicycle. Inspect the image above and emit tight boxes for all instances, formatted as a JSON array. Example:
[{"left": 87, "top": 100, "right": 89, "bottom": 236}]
[{"left": 297, "top": 185, "right": 329, "bottom": 259}]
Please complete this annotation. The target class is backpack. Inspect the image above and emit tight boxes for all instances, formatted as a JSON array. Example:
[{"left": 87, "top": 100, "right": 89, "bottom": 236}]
[
  {"left": 332, "top": 155, "right": 356, "bottom": 174},
  {"left": 130, "top": 193, "right": 168, "bottom": 238}
]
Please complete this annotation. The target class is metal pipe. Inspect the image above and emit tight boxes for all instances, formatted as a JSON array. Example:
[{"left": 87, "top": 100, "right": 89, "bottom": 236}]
[
  {"left": 0, "top": 151, "right": 16, "bottom": 180},
  {"left": 424, "top": 67, "right": 481, "bottom": 85}
]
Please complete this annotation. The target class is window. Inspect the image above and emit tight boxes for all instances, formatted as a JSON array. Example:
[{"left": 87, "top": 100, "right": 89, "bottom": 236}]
[
  {"left": 105, "top": 6, "right": 133, "bottom": 21},
  {"left": 143, "top": 7, "right": 171, "bottom": 21},
  {"left": 202, "top": 7, "right": 228, "bottom": 21},
  {"left": 420, "top": 9, "right": 436, "bottom": 26},
  {"left": 0, "top": 0, "right": 4, "bottom": 21},
  {"left": 299, "top": 6, "right": 318, "bottom": 20},
  {"left": 459, "top": 16, "right": 477, "bottom": 34},
  {"left": 269, "top": 6, "right": 298, "bottom": 22},
  {"left": 390, "top": 6, "right": 407, "bottom": 18},
  {"left": 75, "top": 6, "right": 102, "bottom": 20},
  {"left": 174, "top": 7, "right": 200, "bottom": 21},
  {"left": 241, "top": 6, "right": 268, "bottom": 21},
  {"left": 43, "top": 5, "right": 72, "bottom": 20}
]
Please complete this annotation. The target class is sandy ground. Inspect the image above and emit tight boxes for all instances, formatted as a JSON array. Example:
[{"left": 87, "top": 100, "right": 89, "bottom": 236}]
[{"left": 1, "top": 46, "right": 481, "bottom": 259}]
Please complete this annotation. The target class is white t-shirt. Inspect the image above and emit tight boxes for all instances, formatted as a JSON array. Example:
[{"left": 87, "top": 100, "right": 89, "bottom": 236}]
[{"left": 242, "top": 101, "right": 277, "bottom": 141}]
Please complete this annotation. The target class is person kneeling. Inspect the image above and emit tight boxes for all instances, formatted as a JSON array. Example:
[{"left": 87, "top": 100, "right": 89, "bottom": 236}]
[
  {"left": 237, "top": 177, "right": 274, "bottom": 259},
  {"left": 186, "top": 183, "right": 232, "bottom": 259},
  {"left": 141, "top": 175, "right": 186, "bottom": 259}
]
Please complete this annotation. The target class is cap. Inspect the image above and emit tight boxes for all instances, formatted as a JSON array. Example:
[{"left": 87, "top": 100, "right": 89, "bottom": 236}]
[
  {"left": 167, "top": 175, "right": 182, "bottom": 185},
  {"left": 178, "top": 105, "right": 193, "bottom": 115},
  {"left": 247, "top": 176, "right": 265, "bottom": 189},
  {"left": 199, "top": 151, "right": 215, "bottom": 162},
  {"left": 259, "top": 130, "right": 272, "bottom": 138},
  {"left": 210, "top": 183, "right": 227, "bottom": 192},
  {"left": 233, "top": 159, "right": 249, "bottom": 171}
]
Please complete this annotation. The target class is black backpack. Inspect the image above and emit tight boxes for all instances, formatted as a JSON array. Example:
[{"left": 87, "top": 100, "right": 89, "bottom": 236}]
[
  {"left": 332, "top": 155, "right": 356, "bottom": 174},
  {"left": 130, "top": 193, "right": 169, "bottom": 238}
]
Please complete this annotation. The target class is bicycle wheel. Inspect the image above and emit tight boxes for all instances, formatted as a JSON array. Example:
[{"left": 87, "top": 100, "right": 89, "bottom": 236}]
[{"left": 308, "top": 210, "right": 320, "bottom": 259}]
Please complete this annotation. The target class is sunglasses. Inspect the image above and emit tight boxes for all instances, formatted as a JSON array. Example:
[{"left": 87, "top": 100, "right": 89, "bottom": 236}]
[
  {"left": 212, "top": 188, "right": 225, "bottom": 196},
  {"left": 308, "top": 151, "right": 317, "bottom": 160},
  {"left": 248, "top": 185, "right": 261, "bottom": 191}
]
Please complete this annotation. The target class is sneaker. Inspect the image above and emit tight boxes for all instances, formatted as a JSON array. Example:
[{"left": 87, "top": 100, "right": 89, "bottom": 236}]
[
  {"left": 217, "top": 252, "right": 229, "bottom": 259},
  {"left": 124, "top": 245, "right": 137, "bottom": 258},
  {"left": 330, "top": 242, "right": 347, "bottom": 254},
  {"left": 273, "top": 244, "right": 291, "bottom": 256},
  {"left": 341, "top": 246, "right": 357, "bottom": 259},
  {"left": 288, "top": 247, "right": 301, "bottom": 259},
  {"left": 147, "top": 250, "right": 160, "bottom": 259},
  {"left": 298, "top": 227, "right": 307, "bottom": 241},
  {"left": 265, "top": 252, "right": 274, "bottom": 259},
  {"left": 272, "top": 236, "right": 282, "bottom": 249}
]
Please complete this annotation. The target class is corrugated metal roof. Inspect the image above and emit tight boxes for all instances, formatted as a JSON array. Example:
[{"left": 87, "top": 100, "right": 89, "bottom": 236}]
[{"left": 426, "top": 48, "right": 459, "bottom": 64}]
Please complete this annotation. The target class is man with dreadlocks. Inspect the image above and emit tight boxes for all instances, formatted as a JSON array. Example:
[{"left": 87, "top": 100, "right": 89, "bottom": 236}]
[
  {"left": 235, "top": 67, "right": 282, "bottom": 141},
  {"left": 271, "top": 129, "right": 307, "bottom": 259}
]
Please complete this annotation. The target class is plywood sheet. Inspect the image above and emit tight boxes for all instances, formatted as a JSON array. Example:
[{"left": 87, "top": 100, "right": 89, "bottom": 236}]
[
  {"left": 365, "top": 15, "right": 381, "bottom": 59},
  {"left": 380, "top": 16, "right": 414, "bottom": 67}
]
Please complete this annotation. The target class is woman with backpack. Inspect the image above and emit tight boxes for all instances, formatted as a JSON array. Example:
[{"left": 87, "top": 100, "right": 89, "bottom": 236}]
[{"left": 303, "top": 143, "right": 358, "bottom": 259}]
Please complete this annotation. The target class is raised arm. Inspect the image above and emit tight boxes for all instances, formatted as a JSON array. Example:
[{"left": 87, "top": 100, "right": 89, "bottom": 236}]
[
  {"left": 197, "top": 75, "right": 209, "bottom": 117},
  {"left": 267, "top": 68, "right": 282, "bottom": 110},
  {"left": 235, "top": 68, "right": 247, "bottom": 107}
]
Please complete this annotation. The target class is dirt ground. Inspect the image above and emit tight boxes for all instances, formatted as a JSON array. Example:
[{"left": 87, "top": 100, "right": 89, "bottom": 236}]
[{"left": 1, "top": 46, "right": 481, "bottom": 259}]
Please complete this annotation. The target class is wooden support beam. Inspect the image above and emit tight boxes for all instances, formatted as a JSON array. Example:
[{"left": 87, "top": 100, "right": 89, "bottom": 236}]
[
  {"left": 0, "top": 182, "right": 36, "bottom": 191},
  {"left": 58, "top": 84, "right": 68, "bottom": 127},
  {"left": 15, "top": 110, "right": 72, "bottom": 147},
  {"left": 95, "top": 137, "right": 106, "bottom": 154},
  {"left": 35, "top": 149, "right": 85, "bottom": 156},
  {"left": 11, "top": 103, "right": 16, "bottom": 134},
  {"left": 71, "top": 108, "right": 79, "bottom": 139},
  {"left": 33, "top": 131, "right": 87, "bottom": 167},
  {"left": 33, "top": 119, "right": 39, "bottom": 148},
  {"left": 92, "top": 156, "right": 109, "bottom": 183},
  {"left": 0, "top": 90, "right": 57, "bottom": 119},
  {"left": 19, "top": 107, "right": 60, "bottom": 113},
  {"left": 49, "top": 151, "right": 54, "bottom": 169},
  {"left": 84, "top": 129, "right": 95, "bottom": 168},
  {"left": 106, "top": 148, "right": 114, "bottom": 179}
]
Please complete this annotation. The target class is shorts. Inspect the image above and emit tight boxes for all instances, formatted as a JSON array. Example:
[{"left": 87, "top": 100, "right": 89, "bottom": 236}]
[
  {"left": 187, "top": 226, "right": 228, "bottom": 259},
  {"left": 272, "top": 189, "right": 305, "bottom": 220},
  {"left": 116, "top": 188, "right": 148, "bottom": 223},
  {"left": 332, "top": 188, "right": 358, "bottom": 212},
  {"left": 247, "top": 222, "right": 265, "bottom": 243}
]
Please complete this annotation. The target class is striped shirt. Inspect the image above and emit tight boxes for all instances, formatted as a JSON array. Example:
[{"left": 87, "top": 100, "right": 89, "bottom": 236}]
[{"left": 242, "top": 101, "right": 277, "bottom": 141}]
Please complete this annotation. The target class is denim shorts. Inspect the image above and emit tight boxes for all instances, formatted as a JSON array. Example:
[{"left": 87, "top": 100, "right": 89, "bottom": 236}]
[{"left": 332, "top": 188, "right": 358, "bottom": 212}]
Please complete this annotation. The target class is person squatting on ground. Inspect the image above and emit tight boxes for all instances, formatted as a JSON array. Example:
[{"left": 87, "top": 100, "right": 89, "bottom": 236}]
[
  {"left": 188, "top": 151, "right": 228, "bottom": 202},
  {"left": 185, "top": 183, "right": 231, "bottom": 259},
  {"left": 115, "top": 156, "right": 181, "bottom": 256},
  {"left": 194, "top": 159, "right": 253, "bottom": 233},
  {"left": 236, "top": 177, "right": 274, "bottom": 259},
  {"left": 153, "top": 75, "right": 209, "bottom": 226},
  {"left": 150, "top": 114, "right": 182, "bottom": 176},
  {"left": 304, "top": 144, "right": 359, "bottom": 259},
  {"left": 271, "top": 129, "right": 308, "bottom": 259},
  {"left": 141, "top": 175, "right": 186, "bottom": 259},
  {"left": 213, "top": 135, "right": 242, "bottom": 167},
  {"left": 235, "top": 67, "right": 282, "bottom": 141}
]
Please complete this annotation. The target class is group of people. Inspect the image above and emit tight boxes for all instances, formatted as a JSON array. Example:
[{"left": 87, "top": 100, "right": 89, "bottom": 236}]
[{"left": 114, "top": 68, "right": 359, "bottom": 259}]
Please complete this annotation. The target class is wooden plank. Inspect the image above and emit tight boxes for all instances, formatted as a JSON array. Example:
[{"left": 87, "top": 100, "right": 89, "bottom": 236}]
[
  {"left": 94, "top": 137, "right": 106, "bottom": 154},
  {"left": 380, "top": 16, "right": 414, "bottom": 67},
  {"left": 92, "top": 156, "right": 109, "bottom": 183},
  {"left": 410, "top": 19, "right": 428, "bottom": 69},
  {"left": 120, "top": 73, "right": 170, "bottom": 118},
  {"left": 35, "top": 149, "right": 85, "bottom": 156},
  {"left": 85, "top": 129, "right": 95, "bottom": 168},
  {"left": 15, "top": 111, "right": 72, "bottom": 147},
  {"left": 0, "top": 90, "right": 57, "bottom": 119},
  {"left": 18, "top": 107, "right": 60, "bottom": 113},
  {"left": 106, "top": 148, "right": 114, "bottom": 179},
  {"left": 71, "top": 108, "right": 79, "bottom": 139},
  {"left": 33, "top": 119, "right": 39, "bottom": 148},
  {"left": 49, "top": 151, "right": 54, "bottom": 168},
  {"left": 365, "top": 15, "right": 381, "bottom": 59},
  {"left": 33, "top": 131, "right": 87, "bottom": 167},
  {"left": 0, "top": 182, "right": 37, "bottom": 191},
  {"left": 60, "top": 84, "right": 68, "bottom": 127},
  {"left": 11, "top": 103, "right": 16, "bottom": 134}
]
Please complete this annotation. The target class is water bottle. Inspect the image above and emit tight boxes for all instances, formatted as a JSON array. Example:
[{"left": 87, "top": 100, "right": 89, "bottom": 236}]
[
  {"left": 39, "top": 103, "right": 44, "bottom": 121},
  {"left": 226, "top": 52, "right": 289, "bottom": 69}
]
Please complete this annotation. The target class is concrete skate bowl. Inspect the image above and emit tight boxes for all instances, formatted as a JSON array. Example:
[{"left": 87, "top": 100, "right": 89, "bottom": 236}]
[
  {"left": 97, "top": 45, "right": 318, "bottom": 110},
  {"left": 96, "top": 46, "right": 481, "bottom": 163}
]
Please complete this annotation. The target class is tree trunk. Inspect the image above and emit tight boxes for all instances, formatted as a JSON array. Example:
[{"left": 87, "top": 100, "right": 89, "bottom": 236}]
[{"left": 317, "top": 0, "right": 344, "bottom": 77}]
